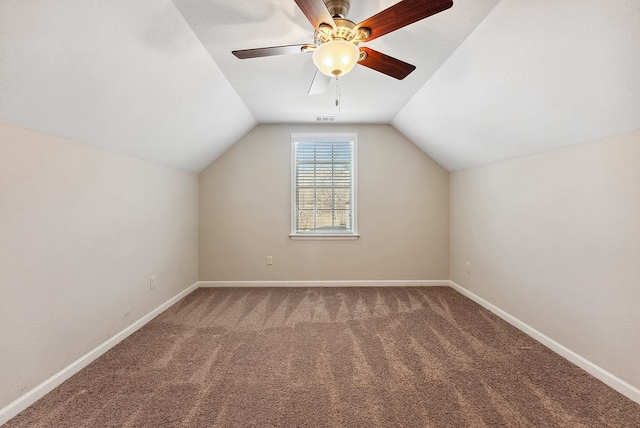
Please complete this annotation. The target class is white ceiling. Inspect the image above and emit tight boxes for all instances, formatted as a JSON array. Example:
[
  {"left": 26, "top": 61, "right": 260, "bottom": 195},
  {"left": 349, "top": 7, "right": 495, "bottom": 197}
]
[
  {"left": 394, "top": 0, "right": 640, "bottom": 170},
  {"left": 172, "top": 0, "right": 500, "bottom": 124},
  {"left": 1, "top": 0, "right": 639, "bottom": 172},
  {"left": 0, "top": 0, "right": 256, "bottom": 172}
]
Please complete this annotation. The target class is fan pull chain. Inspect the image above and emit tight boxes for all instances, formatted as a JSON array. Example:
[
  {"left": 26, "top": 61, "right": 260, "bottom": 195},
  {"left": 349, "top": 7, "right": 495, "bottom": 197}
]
[{"left": 335, "top": 77, "right": 341, "bottom": 111}]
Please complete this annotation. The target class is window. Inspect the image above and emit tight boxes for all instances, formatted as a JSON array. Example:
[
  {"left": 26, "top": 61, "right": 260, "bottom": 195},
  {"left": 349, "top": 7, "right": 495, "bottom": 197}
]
[{"left": 291, "top": 133, "right": 358, "bottom": 240}]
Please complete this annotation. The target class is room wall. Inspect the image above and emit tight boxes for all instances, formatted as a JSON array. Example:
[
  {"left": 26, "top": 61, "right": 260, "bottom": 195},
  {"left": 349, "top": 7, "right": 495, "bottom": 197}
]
[
  {"left": 450, "top": 131, "right": 640, "bottom": 390},
  {"left": 0, "top": 123, "right": 199, "bottom": 409},
  {"left": 199, "top": 124, "right": 449, "bottom": 281}
]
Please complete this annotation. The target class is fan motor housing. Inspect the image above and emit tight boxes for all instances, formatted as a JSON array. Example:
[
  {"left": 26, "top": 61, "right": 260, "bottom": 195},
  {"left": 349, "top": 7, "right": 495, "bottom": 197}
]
[
  {"left": 315, "top": 18, "right": 369, "bottom": 45},
  {"left": 324, "top": 0, "right": 350, "bottom": 18}
]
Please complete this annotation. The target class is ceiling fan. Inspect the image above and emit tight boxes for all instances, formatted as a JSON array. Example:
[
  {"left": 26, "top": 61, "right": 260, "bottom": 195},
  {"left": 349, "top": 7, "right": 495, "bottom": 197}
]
[{"left": 232, "top": 0, "right": 453, "bottom": 95}]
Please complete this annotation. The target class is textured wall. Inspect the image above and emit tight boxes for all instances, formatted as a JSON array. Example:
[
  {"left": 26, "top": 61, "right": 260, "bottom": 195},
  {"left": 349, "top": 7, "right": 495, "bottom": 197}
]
[
  {"left": 199, "top": 124, "right": 449, "bottom": 281},
  {"left": 0, "top": 123, "right": 199, "bottom": 409},
  {"left": 450, "top": 131, "right": 640, "bottom": 390}
]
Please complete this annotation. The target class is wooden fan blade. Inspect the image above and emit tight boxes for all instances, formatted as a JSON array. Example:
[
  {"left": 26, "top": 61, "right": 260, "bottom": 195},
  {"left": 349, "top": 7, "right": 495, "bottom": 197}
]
[
  {"left": 358, "top": 47, "right": 416, "bottom": 80},
  {"left": 294, "top": 0, "right": 335, "bottom": 30},
  {"left": 355, "top": 0, "right": 453, "bottom": 42},
  {"left": 308, "top": 69, "right": 331, "bottom": 95},
  {"left": 232, "top": 44, "right": 311, "bottom": 59}
]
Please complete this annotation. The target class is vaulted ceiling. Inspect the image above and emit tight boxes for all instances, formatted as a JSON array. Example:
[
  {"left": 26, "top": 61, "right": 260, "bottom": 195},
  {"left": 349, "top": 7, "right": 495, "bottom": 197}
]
[{"left": 1, "top": 0, "right": 639, "bottom": 172}]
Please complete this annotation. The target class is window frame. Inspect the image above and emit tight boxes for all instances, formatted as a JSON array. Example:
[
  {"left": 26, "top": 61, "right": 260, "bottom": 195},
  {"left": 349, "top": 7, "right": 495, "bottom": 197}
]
[{"left": 290, "top": 132, "right": 359, "bottom": 240}]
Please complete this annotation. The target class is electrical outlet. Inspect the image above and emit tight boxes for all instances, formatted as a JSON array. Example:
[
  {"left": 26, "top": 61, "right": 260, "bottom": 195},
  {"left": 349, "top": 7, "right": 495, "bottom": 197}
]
[
  {"left": 465, "top": 262, "right": 471, "bottom": 274},
  {"left": 266, "top": 256, "right": 273, "bottom": 265},
  {"left": 150, "top": 275, "right": 156, "bottom": 289}
]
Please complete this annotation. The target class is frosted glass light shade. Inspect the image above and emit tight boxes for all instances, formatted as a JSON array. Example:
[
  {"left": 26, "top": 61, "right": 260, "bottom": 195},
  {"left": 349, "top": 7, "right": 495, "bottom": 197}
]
[{"left": 312, "top": 40, "right": 360, "bottom": 77}]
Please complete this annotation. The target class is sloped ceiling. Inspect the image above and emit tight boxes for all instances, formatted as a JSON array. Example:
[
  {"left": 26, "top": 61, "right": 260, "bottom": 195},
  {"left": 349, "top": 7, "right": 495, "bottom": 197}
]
[
  {"left": 393, "top": 0, "right": 640, "bottom": 170},
  {"left": 0, "top": 0, "right": 256, "bottom": 172},
  {"left": 1, "top": 0, "right": 639, "bottom": 172}
]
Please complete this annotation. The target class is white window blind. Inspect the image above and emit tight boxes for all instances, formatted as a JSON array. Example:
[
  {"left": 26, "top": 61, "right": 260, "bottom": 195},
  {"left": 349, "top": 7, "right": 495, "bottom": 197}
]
[{"left": 291, "top": 133, "right": 358, "bottom": 238}]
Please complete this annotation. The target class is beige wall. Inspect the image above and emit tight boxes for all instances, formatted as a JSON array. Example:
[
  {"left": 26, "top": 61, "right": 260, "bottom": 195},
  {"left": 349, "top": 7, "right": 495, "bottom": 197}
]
[
  {"left": 450, "top": 131, "right": 640, "bottom": 389},
  {"left": 199, "top": 124, "right": 449, "bottom": 281},
  {"left": 8, "top": 116, "right": 635, "bottom": 410},
  {"left": 0, "top": 123, "right": 199, "bottom": 409}
]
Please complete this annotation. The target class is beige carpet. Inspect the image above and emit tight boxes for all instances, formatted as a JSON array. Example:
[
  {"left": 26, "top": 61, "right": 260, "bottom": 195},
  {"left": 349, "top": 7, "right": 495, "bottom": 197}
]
[{"left": 6, "top": 286, "right": 640, "bottom": 427}]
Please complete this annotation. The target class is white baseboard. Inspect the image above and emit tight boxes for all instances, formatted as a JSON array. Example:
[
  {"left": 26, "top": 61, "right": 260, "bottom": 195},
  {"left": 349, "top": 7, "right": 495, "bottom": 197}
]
[
  {"left": 199, "top": 279, "right": 450, "bottom": 288},
  {"left": 448, "top": 280, "right": 640, "bottom": 405},
  {"left": 0, "top": 282, "right": 199, "bottom": 426}
]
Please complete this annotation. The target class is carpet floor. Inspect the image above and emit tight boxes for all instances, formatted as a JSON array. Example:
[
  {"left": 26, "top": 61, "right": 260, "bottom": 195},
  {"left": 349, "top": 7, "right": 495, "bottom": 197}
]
[{"left": 5, "top": 286, "right": 640, "bottom": 427}]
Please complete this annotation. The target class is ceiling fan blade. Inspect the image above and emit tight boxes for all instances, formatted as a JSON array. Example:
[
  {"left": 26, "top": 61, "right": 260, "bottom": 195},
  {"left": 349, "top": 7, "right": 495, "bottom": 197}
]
[
  {"left": 308, "top": 69, "right": 331, "bottom": 95},
  {"left": 358, "top": 47, "right": 416, "bottom": 80},
  {"left": 355, "top": 0, "right": 453, "bottom": 42},
  {"left": 293, "top": 0, "right": 336, "bottom": 30},
  {"left": 232, "top": 44, "right": 311, "bottom": 59}
]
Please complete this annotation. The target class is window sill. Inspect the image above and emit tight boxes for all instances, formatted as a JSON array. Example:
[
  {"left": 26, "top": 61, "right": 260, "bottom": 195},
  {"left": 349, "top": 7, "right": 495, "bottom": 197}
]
[{"left": 289, "top": 234, "right": 360, "bottom": 241}]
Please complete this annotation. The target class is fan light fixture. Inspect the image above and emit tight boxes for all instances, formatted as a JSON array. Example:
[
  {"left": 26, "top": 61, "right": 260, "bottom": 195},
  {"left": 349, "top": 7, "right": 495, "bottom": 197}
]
[
  {"left": 232, "top": 0, "right": 454, "bottom": 90},
  {"left": 312, "top": 40, "right": 360, "bottom": 77}
]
